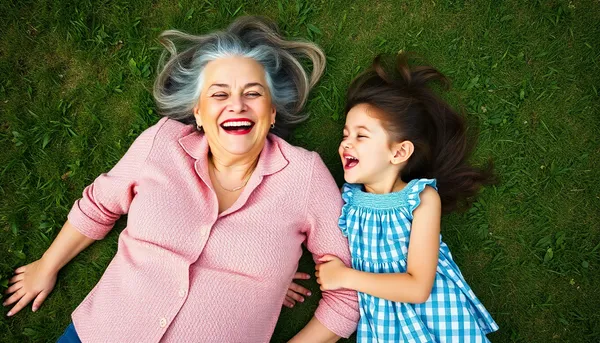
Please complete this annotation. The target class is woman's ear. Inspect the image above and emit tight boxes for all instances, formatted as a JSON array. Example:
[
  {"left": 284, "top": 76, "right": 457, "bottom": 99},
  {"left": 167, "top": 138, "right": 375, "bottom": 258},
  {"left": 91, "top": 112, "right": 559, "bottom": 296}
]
[
  {"left": 270, "top": 105, "right": 276, "bottom": 123},
  {"left": 193, "top": 103, "right": 202, "bottom": 127},
  {"left": 391, "top": 141, "right": 414, "bottom": 165}
]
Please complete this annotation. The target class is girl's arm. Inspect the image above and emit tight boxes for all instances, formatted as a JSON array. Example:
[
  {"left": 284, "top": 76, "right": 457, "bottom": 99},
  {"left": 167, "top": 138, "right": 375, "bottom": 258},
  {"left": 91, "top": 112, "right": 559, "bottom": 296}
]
[
  {"left": 317, "top": 186, "right": 441, "bottom": 304},
  {"left": 3, "top": 220, "right": 94, "bottom": 316}
]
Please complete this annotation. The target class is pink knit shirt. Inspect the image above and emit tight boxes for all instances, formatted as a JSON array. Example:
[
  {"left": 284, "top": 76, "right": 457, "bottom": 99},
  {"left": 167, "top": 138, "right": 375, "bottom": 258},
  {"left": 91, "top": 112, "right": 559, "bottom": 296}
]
[{"left": 67, "top": 117, "right": 358, "bottom": 342}]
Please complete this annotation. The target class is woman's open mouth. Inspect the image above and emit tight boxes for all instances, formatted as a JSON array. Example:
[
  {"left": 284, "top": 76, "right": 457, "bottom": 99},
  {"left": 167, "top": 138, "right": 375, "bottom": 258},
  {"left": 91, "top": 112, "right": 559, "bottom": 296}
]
[
  {"left": 220, "top": 118, "right": 255, "bottom": 135},
  {"left": 343, "top": 153, "right": 359, "bottom": 170}
]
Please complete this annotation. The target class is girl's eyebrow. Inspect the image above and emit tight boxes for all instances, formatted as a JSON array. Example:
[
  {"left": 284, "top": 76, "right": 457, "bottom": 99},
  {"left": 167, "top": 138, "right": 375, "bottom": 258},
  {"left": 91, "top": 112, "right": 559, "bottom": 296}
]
[{"left": 344, "top": 125, "right": 371, "bottom": 132}]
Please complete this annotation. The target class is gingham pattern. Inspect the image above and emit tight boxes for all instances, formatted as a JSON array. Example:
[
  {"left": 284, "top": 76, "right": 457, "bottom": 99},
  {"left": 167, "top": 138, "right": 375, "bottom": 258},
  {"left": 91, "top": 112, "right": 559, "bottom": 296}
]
[{"left": 339, "top": 179, "right": 499, "bottom": 342}]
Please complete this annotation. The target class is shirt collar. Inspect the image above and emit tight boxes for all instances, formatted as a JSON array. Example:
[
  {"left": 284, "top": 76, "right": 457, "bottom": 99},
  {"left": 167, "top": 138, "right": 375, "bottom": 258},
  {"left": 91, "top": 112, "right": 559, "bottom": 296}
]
[{"left": 178, "top": 131, "right": 289, "bottom": 176}]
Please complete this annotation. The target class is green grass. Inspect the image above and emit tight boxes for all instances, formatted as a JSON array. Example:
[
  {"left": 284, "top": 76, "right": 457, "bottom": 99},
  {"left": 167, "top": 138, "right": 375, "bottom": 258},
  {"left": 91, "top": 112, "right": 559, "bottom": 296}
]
[{"left": 1, "top": 0, "right": 599, "bottom": 342}]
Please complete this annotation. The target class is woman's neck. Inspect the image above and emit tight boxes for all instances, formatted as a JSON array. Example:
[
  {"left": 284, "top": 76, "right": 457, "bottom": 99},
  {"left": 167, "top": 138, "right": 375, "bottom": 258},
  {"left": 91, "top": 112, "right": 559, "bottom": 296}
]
[
  {"left": 207, "top": 138, "right": 263, "bottom": 176},
  {"left": 210, "top": 152, "right": 259, "bottom": 178}
]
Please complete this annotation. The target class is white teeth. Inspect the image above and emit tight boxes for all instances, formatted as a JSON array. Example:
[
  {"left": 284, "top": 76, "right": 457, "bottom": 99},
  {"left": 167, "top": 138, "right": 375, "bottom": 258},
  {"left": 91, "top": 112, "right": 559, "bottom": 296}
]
[
  {"left": 222, "top": 121, "right": 252, "bottom": 127},
  {"left": 345, "top": 156, "right": 358, "bottom": 161}
]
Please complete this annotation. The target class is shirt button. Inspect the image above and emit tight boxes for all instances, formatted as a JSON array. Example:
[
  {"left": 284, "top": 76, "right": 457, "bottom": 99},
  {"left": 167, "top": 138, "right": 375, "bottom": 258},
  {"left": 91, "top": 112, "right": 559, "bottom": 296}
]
[
  {"left": 178, "top": 289, "right": 186, "bottom": 298},
  {"left": 159, "top": 317, "right": 167, "bottom": 328}
]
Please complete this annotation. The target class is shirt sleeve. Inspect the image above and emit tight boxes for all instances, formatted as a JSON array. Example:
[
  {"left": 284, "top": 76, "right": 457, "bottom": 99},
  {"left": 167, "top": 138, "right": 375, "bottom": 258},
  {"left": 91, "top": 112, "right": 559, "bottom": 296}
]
[
  {"left": 67, "top": 118, "right": 165, "bottom": 240},
  {"left": 304, "top": 153, "right": 360, "bottom": 338}
]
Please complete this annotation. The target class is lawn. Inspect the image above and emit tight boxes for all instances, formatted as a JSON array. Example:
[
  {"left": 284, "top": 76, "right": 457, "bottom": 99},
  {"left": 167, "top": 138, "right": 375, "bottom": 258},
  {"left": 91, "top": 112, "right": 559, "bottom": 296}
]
[{"left": 0, "top": 0, "right": 599, "bottom": 342}]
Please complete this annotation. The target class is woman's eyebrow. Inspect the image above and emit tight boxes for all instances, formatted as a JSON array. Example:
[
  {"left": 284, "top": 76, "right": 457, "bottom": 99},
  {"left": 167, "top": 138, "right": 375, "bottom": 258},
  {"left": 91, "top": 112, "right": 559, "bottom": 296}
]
[
  {"left": 244, "top": 82, "right": 265, "bottom": 90},
  {"left": 207, "top": 83, "right": 265, "bottom": 90},
  {"left": 207, "top": 83, "right": 229, "bottom": 90}
]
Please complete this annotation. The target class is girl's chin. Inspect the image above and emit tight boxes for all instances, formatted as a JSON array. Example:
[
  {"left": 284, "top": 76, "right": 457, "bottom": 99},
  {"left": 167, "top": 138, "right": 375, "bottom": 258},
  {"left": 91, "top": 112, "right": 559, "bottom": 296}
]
[{"left": 343, "top": 172, "right": 361, "bottom": 184}]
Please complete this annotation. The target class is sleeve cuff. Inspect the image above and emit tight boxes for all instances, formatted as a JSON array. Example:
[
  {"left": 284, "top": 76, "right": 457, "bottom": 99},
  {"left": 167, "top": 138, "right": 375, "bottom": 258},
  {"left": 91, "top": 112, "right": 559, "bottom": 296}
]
[
  {"left": 314, "top": 299, "right": 359, "bottom": 338},
  {"left": 67, "top": 200, "right": 113, "bottom": 240}
]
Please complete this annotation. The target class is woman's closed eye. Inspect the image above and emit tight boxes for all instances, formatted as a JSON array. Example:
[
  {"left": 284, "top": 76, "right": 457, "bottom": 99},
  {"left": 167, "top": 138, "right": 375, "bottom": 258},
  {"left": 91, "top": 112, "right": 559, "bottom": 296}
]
[
  {"left": 244, "top": 92, "right": 262, "bottom": 98},
  {"left": 211, "top": 92, "right": 228, "bottom": 99}
]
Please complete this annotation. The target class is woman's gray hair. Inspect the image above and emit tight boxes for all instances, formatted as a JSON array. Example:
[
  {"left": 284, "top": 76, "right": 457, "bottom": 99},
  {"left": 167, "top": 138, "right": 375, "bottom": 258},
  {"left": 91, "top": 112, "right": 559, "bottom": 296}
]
[{"left": 153, "top": 16, "right": 325, "bottom": 137}]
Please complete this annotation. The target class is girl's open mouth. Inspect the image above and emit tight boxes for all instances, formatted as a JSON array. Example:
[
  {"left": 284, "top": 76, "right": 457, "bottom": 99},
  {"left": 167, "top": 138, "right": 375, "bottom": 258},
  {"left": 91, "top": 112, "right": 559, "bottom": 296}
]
[{"left": 344, "top": 153, "right": 359, "bottom": 169}]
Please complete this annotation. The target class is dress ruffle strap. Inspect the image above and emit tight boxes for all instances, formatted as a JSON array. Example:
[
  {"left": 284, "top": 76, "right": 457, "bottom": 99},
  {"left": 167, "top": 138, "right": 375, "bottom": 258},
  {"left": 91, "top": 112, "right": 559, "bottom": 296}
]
[{"left": 405, "top": 178, "right": 437, "bottom": 219}]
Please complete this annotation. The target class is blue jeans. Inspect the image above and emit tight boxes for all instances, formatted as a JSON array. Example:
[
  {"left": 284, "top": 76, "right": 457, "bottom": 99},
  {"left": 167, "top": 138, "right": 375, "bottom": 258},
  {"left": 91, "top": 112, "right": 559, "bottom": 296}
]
[{"left": 57, "top": 323, "right": 81, "bottom": 343}]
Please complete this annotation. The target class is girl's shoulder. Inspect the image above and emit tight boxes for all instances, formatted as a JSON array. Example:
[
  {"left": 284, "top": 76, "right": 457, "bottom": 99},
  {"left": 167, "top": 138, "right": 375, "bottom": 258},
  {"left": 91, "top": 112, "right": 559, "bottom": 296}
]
[
  {"left": 405, "top": 178, "right": 438, "bottom": 202},
  {"left": 341, "top": 183, "right": 362, "bottom": 201},
  {"left": 405, "top": 178, "right": 438, "bottom": 219}
]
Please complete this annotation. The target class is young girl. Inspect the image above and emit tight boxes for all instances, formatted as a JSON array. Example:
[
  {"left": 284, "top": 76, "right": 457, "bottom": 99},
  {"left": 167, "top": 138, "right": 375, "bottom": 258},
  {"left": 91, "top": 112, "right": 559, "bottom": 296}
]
[{"left": 314, "top": 54, "right": 499, "bottom": 342}]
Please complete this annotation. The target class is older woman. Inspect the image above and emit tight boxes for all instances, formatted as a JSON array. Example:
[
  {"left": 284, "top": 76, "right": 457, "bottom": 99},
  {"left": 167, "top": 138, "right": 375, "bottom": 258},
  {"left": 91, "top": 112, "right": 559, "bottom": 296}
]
[{"left": 3, "top": 17, "right": 358, "bottom": 342}]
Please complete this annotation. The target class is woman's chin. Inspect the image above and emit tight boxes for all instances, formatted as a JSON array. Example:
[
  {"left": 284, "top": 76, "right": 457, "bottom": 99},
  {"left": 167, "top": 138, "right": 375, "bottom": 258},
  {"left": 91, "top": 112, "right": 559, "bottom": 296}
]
[{"left": 221, "top": 140, "right": 260, "bottom": 157}]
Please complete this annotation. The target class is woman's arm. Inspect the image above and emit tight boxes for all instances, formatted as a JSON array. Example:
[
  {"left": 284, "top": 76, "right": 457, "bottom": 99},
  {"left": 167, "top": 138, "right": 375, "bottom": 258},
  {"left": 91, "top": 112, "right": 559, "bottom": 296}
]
[
  {"left": 4, "top": 119, "right": 165, "bottom": 316},
  {"left": 316, "top": 186, "right": 441, "bottom": 303},
  {"left": 290, "top": 153, "right": 359, "bottom": 341},
  {"left": 3, "top": 220, "right": 94, "bottom": 316}
]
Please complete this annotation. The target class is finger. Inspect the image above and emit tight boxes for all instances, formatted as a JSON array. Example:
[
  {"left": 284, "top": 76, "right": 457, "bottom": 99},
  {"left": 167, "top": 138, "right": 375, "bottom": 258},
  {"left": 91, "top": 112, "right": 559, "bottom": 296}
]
[
  {"left": 5, "top": 281, "right": 23, "bottom": 295},
  {"left": 286, "top": 290, "right": 304, "bottom": 303},
  {"left": 8, "top": 274, "right": 25, "bottom": 284},
  {"left": 14, "top": 266, "right": 26, "bottom": 274},
  {"left": 288, "top": 282, "right": 301, "bottom": 291},
  {"left": 293, "top": 272, "right": 311, "bottom": 280},
  {"left": 32, "top": 290, "right": 50, "bottom": 312},
  {"left": 315, "top": 271, "right": 319, "bottom": 278},
  {"left": 316, "top": 277, "right": 321, "bottom": 285},
  {"left": 7, "top": 292, "right": 36, "bottom": 316},
  {"left": 3, "top": 289, "right": 25, "bottom": 307},
  {"left": 289, "top": 283, "right": 311, "bottom": 296},
  {"left": 315, "top": 264, "right": 320, "bottom": 271},
  {"left": 283, "top": 296, "right": 295, "bottom": 308},
  {"left": 318, "top": 254, "right": 335, "bottom": 263}
]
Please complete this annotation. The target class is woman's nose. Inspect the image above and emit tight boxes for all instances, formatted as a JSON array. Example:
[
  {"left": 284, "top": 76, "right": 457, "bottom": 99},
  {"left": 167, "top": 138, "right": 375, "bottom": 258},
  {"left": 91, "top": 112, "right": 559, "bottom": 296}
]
[{"left": 228, "top": 94, "right": 246, "bottom": 113}]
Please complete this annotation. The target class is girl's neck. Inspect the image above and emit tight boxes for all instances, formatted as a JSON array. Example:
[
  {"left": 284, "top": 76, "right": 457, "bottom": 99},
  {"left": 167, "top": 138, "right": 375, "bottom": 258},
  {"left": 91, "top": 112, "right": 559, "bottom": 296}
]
[{"left": 363, "top": 177, "right": 407, "bottom": 195}]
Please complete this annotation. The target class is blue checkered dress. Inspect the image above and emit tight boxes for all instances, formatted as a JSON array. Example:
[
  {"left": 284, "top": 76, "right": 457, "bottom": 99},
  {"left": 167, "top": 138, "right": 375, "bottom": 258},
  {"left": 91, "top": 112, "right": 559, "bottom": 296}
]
[{"left": 339, "top": 179, "right": 499, "bottom": 342}]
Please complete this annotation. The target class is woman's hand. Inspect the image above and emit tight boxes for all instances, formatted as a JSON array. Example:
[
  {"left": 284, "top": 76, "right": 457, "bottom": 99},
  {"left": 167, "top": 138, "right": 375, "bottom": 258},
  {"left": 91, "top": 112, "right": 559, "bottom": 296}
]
[
  {"left": 3, "top": 259, "right": 58, "bottom": 316},
  {"left": 284, "top": 272, "right": 312, "bottom": 308},
  {"left": 315, "top": 255, "right": 349, "bottom": 291}
]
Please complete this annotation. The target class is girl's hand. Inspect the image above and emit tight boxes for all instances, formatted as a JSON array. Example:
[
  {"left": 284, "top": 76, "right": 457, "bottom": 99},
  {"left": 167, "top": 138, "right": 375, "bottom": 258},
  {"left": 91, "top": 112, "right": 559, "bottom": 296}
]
[
  {"left": 3, "top": 259, "right": 58, "bottom": 316},
  {"left": 315, "top": 255, "right": 349, "bottom": 291},
  {"left": 283, "top": 272, "right": 312, "bottom": 308}
]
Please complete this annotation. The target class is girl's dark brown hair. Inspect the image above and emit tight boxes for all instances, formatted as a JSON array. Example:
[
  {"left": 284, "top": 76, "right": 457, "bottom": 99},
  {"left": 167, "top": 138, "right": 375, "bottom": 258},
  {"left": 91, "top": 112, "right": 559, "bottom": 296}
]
[{"left": 346, "top": 53, "right": 494, "bottom": 213}]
